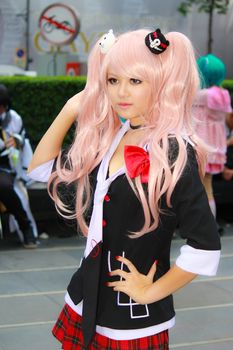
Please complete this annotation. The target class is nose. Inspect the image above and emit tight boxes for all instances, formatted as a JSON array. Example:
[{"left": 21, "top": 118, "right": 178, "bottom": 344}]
[{"left": 118, "top": 81, "right": 130, "bottom": 97}]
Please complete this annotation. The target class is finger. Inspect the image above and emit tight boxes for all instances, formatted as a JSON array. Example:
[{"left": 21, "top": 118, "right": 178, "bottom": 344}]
[
  {"left": 147, "top": 260, "right": 157, "bottom": 279},
  {"left": 116, "top": 256, "right": 137, "bottom": 273},
  {"left": 110, "top": 269, "right": 128, "bottom": 280},
  {"left": 107, "top": 280, "right": 126, "bottom": 288},
  {"left": 113, "top": 285, "right": 128, "bottom": 293}
]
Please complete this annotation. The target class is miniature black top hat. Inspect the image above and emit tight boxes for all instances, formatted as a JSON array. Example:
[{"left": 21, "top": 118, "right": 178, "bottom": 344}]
[{"left": 145, "top": 28, "right": 170, "bottom": 54}]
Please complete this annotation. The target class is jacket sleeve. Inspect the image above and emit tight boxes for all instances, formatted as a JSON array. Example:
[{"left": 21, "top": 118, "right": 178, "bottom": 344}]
[
  {"left": 27, "top": 159, "right": 55, "bottom": 182},
  {"left": 27, "top": 148, "right": 68, "bottom": 182},
  {"left": 171, "top": 144, "right": 221, "bottom": 275}
]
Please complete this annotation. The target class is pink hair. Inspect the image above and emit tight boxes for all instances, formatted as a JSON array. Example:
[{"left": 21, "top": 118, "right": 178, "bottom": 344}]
[{"left": 49, "top": 29, "right": 208, "bottom": 237}]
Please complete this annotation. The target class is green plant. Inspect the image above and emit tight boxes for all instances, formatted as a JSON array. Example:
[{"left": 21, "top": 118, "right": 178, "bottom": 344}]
[
  {"left": 0, "top": 76, "right": 86, "bottom": 148},
  {"left": 222, "top": 80, "right": 233, "bottom": 101},
  {"left": 177, "top": 0, "right": 229, "bottom": 53},
  {"left": 1, "top": 76, "right": 232, "bottom": 148}
]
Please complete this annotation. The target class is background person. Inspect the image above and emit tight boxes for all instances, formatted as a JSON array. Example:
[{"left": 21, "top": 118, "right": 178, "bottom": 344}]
[
  {"left": 0, "top": 84, "right": 38, "bottom": 248},
  {"left": 193, "top": 54, "right": 232, "bottom": 217}
]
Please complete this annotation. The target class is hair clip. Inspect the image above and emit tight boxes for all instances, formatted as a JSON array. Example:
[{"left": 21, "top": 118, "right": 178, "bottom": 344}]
[
  {"left": 145, "top": 29, "right": 169, "bottom": 54},
  {"left": 99, "top": 29, "right": 116, "bottom": 54}
]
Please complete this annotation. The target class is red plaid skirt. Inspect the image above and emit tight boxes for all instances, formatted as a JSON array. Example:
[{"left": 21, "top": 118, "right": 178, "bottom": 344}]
[{"left": 52, "top": 304, "right": 169, "bottom": 350}]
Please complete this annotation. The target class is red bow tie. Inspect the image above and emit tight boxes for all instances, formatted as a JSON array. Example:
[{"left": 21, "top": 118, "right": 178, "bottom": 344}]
[{"left": 124, "top": 145, "right": 150, "bottom": 183}]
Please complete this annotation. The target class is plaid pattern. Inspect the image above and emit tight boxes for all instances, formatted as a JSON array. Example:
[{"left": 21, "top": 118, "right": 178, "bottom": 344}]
[{"left": 52, "top": 304, "right": 169, "bottom": 350}]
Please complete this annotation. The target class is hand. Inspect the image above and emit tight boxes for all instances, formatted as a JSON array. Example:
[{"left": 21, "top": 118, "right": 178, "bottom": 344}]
[
  {"left": 5, "top": 137, "right": 16, "bottom": 148},
  {"left": 107, "top": 256, "right": 157, "bottom": 305},
  {"left": 222, "top": 167, "right": 233, "bottom": 181}
]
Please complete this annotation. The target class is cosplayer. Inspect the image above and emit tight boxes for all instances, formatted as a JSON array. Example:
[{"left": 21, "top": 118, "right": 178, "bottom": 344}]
[
  {"left": 194, "top": 54, "right": 232, "bottom": 217},
  {"left": 0, "top": 84, "right": 38, "bottom": 248},
  {"left": 28, "top": 29, "right": 221, "bottom": 349}
]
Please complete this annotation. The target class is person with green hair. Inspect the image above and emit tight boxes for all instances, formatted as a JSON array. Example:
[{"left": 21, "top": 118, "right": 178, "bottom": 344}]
[
  {"left": 198, "top": 53, "right": 226, "bottom": 88},
  {"left": 194, "top": 54, "right": 232, "bottom": 217}
]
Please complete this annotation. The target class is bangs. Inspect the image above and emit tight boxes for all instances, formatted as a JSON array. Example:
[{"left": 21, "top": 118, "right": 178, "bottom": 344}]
[{"left": 101, "top": 30, "right": 157, "bottom": 81}]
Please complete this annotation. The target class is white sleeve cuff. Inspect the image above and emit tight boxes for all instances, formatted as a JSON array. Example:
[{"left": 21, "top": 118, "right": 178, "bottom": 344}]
[
  {"left": 175, "top": 244, "right": 221, "bottom": 276},
  {"left": 27, "top": 159, "right": 54, "bottom": 182}
]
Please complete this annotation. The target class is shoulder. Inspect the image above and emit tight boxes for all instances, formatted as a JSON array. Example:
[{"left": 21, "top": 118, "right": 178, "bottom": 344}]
[
  {"left": 9, "top": 109, "right": 22, "bottom": 122},
  {"left": 194, "top": 89, "right": 208, "bottom": 106},
  {"left": 167, "top": 136, "right": 196, "bottom": 168},
  {"left": 63, "top": 91, "right": 84, "bottom": 117},
  {"left": 207, "top": 86, "right": 232, "bottom": 112},
  {"left": 7, "top": 109, "right": 23, "bottom": 132}
]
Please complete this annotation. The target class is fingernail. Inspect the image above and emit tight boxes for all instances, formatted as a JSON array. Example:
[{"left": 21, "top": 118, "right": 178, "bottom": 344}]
[
  {"left": 108, "top": 272, "right": 112, "bottom": 276},
  {"left": 105, "top": 282, "right": 110, "bottom": 286},
  {"left": 115, "top": 255, "right": 121, "bottom": 260},
  {"left": 154, "top": 260, "right": 158, "bottom": 265}
]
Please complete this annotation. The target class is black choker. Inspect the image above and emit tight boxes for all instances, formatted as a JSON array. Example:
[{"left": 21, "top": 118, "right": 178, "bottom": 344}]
[{"left": 130, "top": 123, "right": 143, "bottom": 130}]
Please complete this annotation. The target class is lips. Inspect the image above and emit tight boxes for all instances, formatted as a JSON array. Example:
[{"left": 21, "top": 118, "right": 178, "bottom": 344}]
[{"left": 118, "top": 103, "right": 132, "bottom": 108}]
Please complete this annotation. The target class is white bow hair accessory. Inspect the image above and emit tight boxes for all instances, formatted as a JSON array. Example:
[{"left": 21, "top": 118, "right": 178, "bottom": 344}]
[{"left": 99, "top": 29, "right": 116, "bottom": 54}]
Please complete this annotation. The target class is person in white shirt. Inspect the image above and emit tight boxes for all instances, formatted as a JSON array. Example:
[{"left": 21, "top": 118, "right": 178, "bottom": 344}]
[{"left": 0, "top": 84, "right": 38, "bottom": 248}]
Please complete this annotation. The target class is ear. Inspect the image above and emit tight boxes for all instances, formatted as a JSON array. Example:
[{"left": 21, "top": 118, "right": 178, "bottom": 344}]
[{"left": 156, "top": 28, "right": 161, "bottom": 34}]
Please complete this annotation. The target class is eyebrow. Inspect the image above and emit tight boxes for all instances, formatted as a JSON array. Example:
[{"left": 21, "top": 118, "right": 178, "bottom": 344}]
[{"left": 107, "top": 72, "right": 118, "bottom": 77}]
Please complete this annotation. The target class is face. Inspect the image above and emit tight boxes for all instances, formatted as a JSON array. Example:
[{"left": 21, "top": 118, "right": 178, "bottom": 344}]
[{"left": 107, "top": 71, "right": 151, "bottom": 125}]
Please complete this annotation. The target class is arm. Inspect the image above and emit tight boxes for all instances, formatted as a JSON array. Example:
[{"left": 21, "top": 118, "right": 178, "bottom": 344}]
[
  {"left": 4, "top": 134, "right": 18, "bottom": 149},
  {"left": 1, "top": 110, "right": 24, "bottom": 149},
  {"left": 28, "top": 91, "right": 83, "bottom": 172},
  {"left": 147, "top": 264, "right": 196, "bottom": 302},
  {"left": 0, "top": 129, "right": 18, "bottom": 149}
]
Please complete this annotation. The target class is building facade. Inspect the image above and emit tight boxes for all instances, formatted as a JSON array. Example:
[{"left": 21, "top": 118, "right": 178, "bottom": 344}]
[{"left": 0, "top": 0, "right": 233, "bottom": 77}]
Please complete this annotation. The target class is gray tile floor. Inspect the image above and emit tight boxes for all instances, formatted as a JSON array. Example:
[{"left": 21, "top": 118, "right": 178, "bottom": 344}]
[{"left": 0, "top": 224, "right": 232, "bottom": 350}]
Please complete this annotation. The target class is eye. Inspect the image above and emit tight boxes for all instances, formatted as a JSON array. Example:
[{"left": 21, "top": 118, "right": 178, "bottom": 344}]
[
  {"left": 130, "top": 78, "right": 142, "bottom": 85},
  {"left": 107, "top": 77, "right": 118, "bottom": 85}
]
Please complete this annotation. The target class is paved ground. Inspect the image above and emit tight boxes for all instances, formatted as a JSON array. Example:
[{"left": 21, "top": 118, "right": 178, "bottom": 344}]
[{"left": 0, "top": 223, "right": 233, "bottom": 350}]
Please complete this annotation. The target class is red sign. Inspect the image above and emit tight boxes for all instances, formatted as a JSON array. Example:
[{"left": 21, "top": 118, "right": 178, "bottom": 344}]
[
  {"left": 39, "top": 3, "right": 80, "bottom": 46},
  {"left": 66, "top": 62, "right": 80, "bottom": 76}
]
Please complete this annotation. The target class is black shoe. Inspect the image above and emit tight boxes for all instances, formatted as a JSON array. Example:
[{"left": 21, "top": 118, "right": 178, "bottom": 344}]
[{"left": 23, "top": 227, "right": 38, "bottom": 249}]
